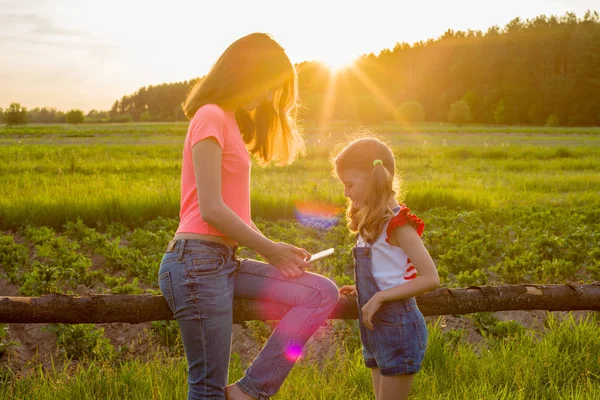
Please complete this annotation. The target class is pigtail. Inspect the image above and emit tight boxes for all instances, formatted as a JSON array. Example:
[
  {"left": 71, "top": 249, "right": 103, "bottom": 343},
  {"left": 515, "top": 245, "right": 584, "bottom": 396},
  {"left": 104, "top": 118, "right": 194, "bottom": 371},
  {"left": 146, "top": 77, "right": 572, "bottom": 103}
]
[
  {"left": 333, "top": 136, "right": 401, "bottom": 244},
  {"left": 355, "top": 163, "right": 395, "bottom": 243}
]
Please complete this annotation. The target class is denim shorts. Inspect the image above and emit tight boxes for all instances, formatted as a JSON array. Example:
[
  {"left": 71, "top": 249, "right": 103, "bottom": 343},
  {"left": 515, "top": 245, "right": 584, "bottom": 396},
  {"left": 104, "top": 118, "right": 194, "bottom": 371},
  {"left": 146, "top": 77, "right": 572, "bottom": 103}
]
[{"left": 359, "top": 297, "right": 428, "bottom": 375}]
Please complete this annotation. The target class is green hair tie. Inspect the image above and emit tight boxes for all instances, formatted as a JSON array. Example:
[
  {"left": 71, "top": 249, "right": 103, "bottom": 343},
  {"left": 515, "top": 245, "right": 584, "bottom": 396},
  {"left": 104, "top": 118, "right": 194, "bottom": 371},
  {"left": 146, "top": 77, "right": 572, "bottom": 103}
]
[{"left": 373, "top": 159, "right": 383, "bottom": 167}]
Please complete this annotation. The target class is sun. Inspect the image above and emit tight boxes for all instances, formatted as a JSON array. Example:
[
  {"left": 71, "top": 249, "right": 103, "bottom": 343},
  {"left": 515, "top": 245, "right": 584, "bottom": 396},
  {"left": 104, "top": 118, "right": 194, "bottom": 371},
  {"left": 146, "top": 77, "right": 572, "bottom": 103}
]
[{"left": 318, "top": 54, "right": 357, "bottom": 72}]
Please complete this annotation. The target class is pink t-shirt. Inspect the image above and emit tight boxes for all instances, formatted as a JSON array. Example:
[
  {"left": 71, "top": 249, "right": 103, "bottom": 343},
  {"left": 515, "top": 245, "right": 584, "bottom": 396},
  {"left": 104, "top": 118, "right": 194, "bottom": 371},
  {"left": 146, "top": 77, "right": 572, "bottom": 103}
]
[{"left": 176, "top": 104, "right": 251, "bottom": 237}]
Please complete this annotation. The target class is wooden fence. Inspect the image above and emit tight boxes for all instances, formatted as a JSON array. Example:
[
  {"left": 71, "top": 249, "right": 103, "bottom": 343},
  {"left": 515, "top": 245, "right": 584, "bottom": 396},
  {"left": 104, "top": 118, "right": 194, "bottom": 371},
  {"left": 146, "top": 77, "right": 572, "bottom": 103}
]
[{"left": 1, "top": 283, "right": 599, "bottom": 324}]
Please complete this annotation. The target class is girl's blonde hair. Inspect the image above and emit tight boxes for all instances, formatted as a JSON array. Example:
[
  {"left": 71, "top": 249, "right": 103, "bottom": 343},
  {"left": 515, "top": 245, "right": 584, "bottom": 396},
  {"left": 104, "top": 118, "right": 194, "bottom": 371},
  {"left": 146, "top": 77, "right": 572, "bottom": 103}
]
[
  {"left": 332, "top": 136, "right": 402, "bottom": 243},
  {"left": 182, "top": 33, "right": 304, "bottom": 165}
]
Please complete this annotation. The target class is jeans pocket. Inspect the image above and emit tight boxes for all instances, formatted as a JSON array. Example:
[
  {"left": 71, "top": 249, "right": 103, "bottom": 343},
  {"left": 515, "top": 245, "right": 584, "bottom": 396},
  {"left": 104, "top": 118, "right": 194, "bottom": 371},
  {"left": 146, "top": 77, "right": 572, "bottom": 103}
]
[
  {"left": 373, "top": 313, "right": 403, "bottom": 326},
  {"left": 159, "top": 271, "right": 176, "bottom": 314},
  {"left": 372, "top": 302, "right": 404, "bottom": 326},
  {"left": 413, "top": 317, "right": 428, "bottom": 350},
  {"left": 186, "top": 253, "right": 226, "bottom": 276}
]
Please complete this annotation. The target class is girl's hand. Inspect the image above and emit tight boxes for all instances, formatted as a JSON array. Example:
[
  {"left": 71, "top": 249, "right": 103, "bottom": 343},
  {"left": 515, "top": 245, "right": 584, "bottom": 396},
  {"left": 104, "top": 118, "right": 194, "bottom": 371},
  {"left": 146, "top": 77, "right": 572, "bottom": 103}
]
[
  {"left": 361, "top": 293, "right": 383, "bottom": 330},
  {"left": 339, "top": 285, "right": 357, "bottom": 297},
  {"left": 262, "top": 242, "right": 311, "bottom": 278}
]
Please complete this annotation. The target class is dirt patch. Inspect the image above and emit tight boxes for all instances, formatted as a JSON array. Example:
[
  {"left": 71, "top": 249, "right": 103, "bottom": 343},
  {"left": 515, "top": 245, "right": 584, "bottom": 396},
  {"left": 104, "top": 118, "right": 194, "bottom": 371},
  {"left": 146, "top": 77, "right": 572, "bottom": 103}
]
[
  {"left": 0, "top": 279, "right": 19, "bottom": 297},
  {"left": 2, "top": 308, "right": 598, "bottom": 376},
  {"left": 3, "top": 323, "right": 59, "bottom": 375},
  {"left": 427, "top": 314, "right": 484, "bottom": 345},
  {"left": 100, "top": 322, "right": 155, "bottom": 356}
]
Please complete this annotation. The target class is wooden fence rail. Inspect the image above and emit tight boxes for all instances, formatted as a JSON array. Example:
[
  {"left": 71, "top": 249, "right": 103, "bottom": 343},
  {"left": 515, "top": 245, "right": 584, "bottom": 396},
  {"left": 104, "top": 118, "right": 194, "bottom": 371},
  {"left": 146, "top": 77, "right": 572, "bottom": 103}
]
[{"left": 1, "top": 283, "right": 599, "bottom": 324}]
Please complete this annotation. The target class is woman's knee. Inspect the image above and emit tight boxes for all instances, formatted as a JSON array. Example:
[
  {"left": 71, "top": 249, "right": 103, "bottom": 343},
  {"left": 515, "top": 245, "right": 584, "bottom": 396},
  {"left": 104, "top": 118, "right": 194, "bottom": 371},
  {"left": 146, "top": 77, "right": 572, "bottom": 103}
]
[{"left": 313, "top": 274, "right": 340, "bottom": 309}]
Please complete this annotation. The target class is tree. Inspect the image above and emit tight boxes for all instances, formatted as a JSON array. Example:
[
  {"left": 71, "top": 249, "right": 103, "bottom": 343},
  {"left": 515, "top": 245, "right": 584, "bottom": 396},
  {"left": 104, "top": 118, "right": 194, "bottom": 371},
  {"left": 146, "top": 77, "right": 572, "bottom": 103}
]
[
  {"left": 109, "top": 100, "right": 119, "bottom": 119},
  {"left": 140, "top": 111, "right": 153, "bottom": 122},
  {"left": 0, "top": 107, "right": 4, "bottom": 123},
  {"left": 461, "top": 91, "right": 482, "bottom": 122},
  {"left": 346, "top": 96, "right": 391, "bottom": 125},
  {"left": 27, "top": 107, "right": 64, "bottom": 123},
  {"left": 528, "top": 103, "right": 546, "bottom": 125},
  {"left": 4, "top": 103, "right": 27, "bottom": 126},
  {"left": 448, "top": 100, "right": 472, "bottom": 125},
  {"left": 545, "top": 114, "right": 560, "bottom": 127},
  {"left": 394, "top": 101, "right": 425, "bottom": 124},
  {"left": 86, "top": 110, "right": 109, "bottom": 123},
  {"left": 5, "top": 12, "right": 596, "bottom": 126},
  {"left": 66, "top": 109, "right": 85, "bottom": 124},
  {"left": 298, "top": 94, "right": 324, "bottom": 121},
  {"left": 494, "top": 100, "right": 518, "bottom": 125}
]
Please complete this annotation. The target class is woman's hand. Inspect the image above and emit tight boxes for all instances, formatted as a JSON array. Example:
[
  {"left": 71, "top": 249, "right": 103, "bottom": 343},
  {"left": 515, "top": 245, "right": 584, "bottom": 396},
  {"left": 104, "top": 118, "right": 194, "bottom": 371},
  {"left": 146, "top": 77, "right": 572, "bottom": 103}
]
[
  {"left": 339, "top": 285, "right": 357, "bottom": 297},
  {"left": 262, "top": 242, "right": 311, "bottom": 278},
  {"left": 361, "top": 293, "right": 383, "bottom": 330}
]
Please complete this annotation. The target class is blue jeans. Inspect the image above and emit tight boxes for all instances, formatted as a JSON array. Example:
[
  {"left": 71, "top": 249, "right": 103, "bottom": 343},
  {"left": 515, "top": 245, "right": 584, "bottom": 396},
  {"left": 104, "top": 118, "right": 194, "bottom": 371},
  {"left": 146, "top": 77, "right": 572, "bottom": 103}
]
[{"left": 158, "top": 239, "right": 340, "bottom": 399}]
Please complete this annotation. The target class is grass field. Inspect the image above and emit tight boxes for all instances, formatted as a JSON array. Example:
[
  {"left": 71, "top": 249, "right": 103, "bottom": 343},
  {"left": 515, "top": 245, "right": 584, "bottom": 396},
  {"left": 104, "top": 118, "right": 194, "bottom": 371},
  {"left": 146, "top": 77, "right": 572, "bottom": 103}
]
[
  {"left": 2, "top": 121, "right": 600, "bottom": 136},
  {"left": 2, "top": 315, "right": 599, "bottom": 399},
  {"left": 1, "top": 130, "right": 598, "bottom": 229},
  {"left": 1, "top": 123, "right": 599, "bottom": 399}
]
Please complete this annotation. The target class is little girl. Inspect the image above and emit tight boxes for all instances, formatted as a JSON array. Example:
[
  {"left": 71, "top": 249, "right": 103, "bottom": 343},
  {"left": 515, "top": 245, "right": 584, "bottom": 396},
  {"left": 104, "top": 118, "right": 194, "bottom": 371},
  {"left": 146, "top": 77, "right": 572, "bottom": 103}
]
[{"left": 333, "top": 137, "right": 440, "bottom": 400}]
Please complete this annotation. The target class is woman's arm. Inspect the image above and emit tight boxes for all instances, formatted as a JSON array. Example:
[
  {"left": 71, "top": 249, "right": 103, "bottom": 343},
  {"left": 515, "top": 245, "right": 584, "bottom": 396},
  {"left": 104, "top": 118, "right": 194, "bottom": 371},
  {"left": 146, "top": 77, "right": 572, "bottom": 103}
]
[
  {"left": 192, "top": 138, "right": 309, "bottom": 277},
  {"left": 250, "top": 220, "right": 264, "bottom": 236}
]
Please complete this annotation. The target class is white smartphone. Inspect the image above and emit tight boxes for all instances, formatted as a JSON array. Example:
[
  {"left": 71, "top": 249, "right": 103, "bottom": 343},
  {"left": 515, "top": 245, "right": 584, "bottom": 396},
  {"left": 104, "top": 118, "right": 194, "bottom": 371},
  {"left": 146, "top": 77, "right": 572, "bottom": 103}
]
[{"left": 308, "top": 248, "right": 335, "bottom": 263}]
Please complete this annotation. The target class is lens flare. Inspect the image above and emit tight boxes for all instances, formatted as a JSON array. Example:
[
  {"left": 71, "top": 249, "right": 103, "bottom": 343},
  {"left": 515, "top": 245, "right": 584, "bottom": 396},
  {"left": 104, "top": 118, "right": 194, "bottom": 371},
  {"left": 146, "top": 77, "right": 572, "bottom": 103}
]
[
  {"left": 285, "top": 344, "right": 303, "bottom": 361},
  {"left": 294, "top": 201, "right": 341, "bottom": 230}
]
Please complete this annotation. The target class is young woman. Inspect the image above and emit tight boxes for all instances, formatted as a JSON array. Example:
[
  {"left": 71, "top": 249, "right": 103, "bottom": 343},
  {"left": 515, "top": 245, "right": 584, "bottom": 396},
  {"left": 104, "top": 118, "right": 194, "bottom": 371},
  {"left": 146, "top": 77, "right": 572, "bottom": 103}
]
[{"left": 158, "top": 33, "right": 339, "bottom": 400}]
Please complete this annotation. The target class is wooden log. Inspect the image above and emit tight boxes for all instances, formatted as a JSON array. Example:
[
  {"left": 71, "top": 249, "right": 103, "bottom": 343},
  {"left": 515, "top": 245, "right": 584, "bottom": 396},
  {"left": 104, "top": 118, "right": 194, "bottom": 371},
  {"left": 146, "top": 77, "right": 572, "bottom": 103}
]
[{"left": 1, "top": 283, "right": 598, "bottom": 324}]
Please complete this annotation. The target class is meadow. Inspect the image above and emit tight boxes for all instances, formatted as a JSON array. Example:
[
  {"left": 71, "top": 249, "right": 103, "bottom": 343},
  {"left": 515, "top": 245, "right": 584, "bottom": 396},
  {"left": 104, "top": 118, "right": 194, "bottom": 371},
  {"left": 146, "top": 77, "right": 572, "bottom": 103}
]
[
  {"left": 1, "top": 123, "right": 599, "bottom": 399},
  {"left": 3, "top": 315, "right": 600, "bottom": 400},
  {"left": 2, "top": 121, "right": 600, "bottom": 137}
]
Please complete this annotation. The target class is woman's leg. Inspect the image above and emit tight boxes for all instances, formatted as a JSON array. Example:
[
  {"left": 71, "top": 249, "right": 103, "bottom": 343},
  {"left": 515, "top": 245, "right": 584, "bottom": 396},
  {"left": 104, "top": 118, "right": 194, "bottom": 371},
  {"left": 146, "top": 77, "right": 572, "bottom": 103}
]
[
  {"left": 159, "top": 248, "right": 238, "bottom": 400},
  {"left": 231, "top": 259, "right": 340, "bottom": 399}
]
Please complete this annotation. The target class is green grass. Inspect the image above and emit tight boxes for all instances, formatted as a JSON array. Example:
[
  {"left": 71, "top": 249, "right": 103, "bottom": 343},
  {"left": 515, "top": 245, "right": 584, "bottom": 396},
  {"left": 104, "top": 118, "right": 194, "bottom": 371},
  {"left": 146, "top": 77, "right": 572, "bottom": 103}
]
[
  {"left": 307, "top": 121, "right": 600, "bottom": 135},
  {"left": 2, "top": 315, "right": 599, "bottom": 399},
  {"left": 1, "top": 132, "right": 599, "bottom": 230},
  {"left": 1, "top": 125, "right": 599, "bottom": 399},
  {"left": 2, "top": 121, "right": 600, "bottom": 136},
  {"left": 0, "top": 122, "right": 190, "bottom": 136},
  {"left": 1, "top": 202, "right": 598, "bottom": 299},
  {"left": 1, "top": 130, "right": 598, "bottom": 290}
]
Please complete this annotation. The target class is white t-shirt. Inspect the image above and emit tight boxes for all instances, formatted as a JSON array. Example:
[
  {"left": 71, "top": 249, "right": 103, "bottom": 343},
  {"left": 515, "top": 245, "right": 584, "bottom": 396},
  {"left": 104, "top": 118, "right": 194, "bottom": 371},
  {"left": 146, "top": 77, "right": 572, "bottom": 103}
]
[{"left": 356, "top": 205, "right": 425, "bottom": 290}]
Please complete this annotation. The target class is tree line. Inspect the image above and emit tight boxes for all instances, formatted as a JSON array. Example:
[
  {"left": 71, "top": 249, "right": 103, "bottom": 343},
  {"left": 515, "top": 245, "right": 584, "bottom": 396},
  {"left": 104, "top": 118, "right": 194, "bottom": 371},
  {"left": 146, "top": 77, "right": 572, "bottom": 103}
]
[{"left": 2, "top": 11, "right": 599, "bottom": 127}]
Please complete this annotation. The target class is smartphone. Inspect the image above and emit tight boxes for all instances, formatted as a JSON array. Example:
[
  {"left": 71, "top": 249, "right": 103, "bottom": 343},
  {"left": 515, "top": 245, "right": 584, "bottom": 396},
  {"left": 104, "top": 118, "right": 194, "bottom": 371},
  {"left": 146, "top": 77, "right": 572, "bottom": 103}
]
[{"left": 308, "top": 248, "right": 335, "bottom": 263}]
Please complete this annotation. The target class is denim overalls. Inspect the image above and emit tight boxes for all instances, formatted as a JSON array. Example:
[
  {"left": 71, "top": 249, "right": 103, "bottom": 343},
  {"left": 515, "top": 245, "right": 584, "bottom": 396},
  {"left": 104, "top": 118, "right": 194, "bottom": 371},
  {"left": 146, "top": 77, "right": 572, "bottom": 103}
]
[{"left": 353, "top": 242, "right": 428, "bottom": 375}]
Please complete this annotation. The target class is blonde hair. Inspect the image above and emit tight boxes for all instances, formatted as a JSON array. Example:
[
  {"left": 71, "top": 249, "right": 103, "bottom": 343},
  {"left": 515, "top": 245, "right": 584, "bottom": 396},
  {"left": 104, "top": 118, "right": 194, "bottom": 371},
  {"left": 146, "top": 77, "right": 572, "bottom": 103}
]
[
  {"left": 332, "top": 136, "right": 402, "bottom": 243},
  {"left": 182, "top": 33, "right": 305, "bottom": 165}
]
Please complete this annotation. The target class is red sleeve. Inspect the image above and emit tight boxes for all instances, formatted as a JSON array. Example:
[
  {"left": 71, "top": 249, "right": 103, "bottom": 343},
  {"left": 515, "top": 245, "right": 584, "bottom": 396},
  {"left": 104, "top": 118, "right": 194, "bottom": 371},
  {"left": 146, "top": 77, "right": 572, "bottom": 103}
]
[
  {"left": 385, "top": 205, "right": 424, "bottom": 243},
  {"left": 189, "top": 104, "right": 226, "bottom": 149}
]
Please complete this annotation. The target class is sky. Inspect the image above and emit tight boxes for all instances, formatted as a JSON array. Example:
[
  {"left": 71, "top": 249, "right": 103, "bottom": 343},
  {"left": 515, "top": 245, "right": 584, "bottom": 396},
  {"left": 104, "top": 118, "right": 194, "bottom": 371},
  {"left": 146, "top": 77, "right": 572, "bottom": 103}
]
[{"left": 0, "top": 0, "right": 597, "bottom": 112}]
